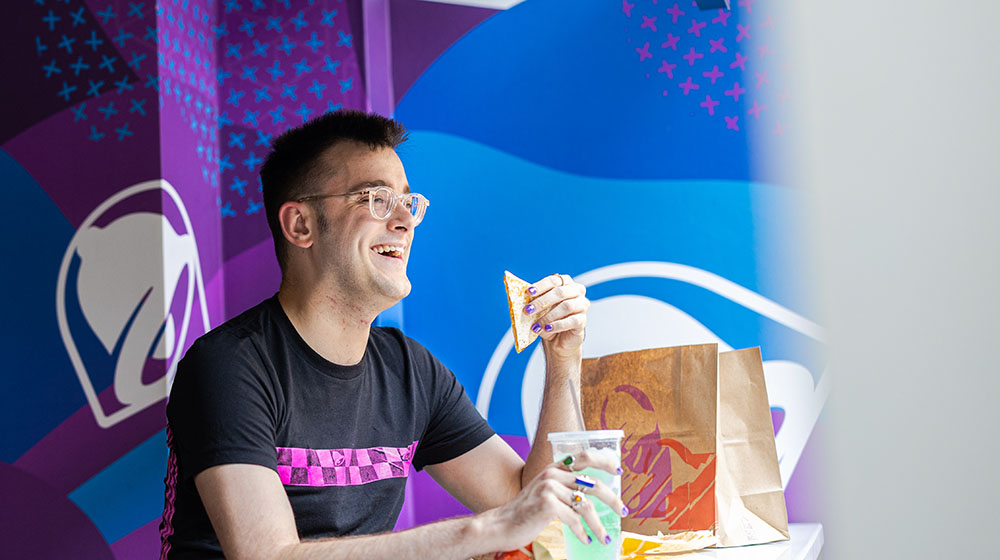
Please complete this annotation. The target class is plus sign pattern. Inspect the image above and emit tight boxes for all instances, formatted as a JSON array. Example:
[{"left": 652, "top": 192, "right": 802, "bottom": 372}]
[
  {"left": 623, "top": 0, "right": 789, "bottom": 137},
  {"left": 28, "top": 0, "right": 158, "bottom": 144},
  {"left": 156, "top": 0, "right": 364, "bottom": 249}
]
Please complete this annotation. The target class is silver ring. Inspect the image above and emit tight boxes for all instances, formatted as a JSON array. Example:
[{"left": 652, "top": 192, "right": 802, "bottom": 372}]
[{"left": 570, "top": 490, "right": 586, "bottom": 510}]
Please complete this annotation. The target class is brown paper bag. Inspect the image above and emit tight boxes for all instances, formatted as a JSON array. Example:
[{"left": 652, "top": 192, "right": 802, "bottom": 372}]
[{"left": 580, "top": 344, "right": 789, "bottom": 547}]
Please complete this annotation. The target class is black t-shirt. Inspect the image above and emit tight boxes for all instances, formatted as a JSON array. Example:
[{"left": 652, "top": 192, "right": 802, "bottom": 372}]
[{"left": 160, "top": 296, "right": 495, "bottom": 559}]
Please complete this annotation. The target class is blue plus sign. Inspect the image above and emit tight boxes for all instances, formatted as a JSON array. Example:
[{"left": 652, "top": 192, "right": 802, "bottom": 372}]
[
  {"left": 280, "top": 84, "right": 296, "bottom": 100},
  {"left": 228, "top": 132, "right": 245, "bottom": 149},
  {"left": 290, "top": 11, "right": 307, "bottom": 31},
  {"left": 253, "top": 86, "right": 271, "bottom": 102},
  {"left": 43, "top": 60, "right": 62, "bottom": 78},
  {"left": 295, "top": 103, "right": 313, "bottom": 122},
  {"left": 243, "top": 110, "right": 260, "bottom": 127},
  {"left": 70, "top": 57, "right": 90, "bottom": 76},
  {"left": 240, "top": 65, "right": 258, "bottom": 81},
  {"left": 322, "top": 57, "right": 340, "bottom": 75},
  {"left": 266, "top": 60, "right": 284, "bottom": 81},
  {"left": 337, "top": 31, "right": 352, "bottom": 47},
  {"left": 98, "top": 101, "right": 118, "bottom": 120},
  {"left": 243, "top": 151, "right": 262, "bottom": 171},
  {"left": 266, "top": 17, "right": 282, "bottom": 32},
  {"left": 247, "top": 200, "right": 263, "bottom": 215},
  {"left": 339, "top": 78, "right": 353, "bottom": 93},
  {"left": 35, "top": 37, "right": 48, "bottom": 56},
  {"left": 128, "top": 2, "right": 145, "bottom": 18},
  {"left": 130, "top": 98, "right": 147, "bottom": 115},
  {"left": 305, "top": 32, "right": 324, "bottom": 53},
  {"left": 218, "top": 154, "right": 235, "bottom": 172},
  {"left": 71, "top": 103, "right": 87, "bottom": 122},
  {"left": 42, "top": 10, "right": 61, "bottom": 31},
  {"left": 239, "top": 18, "right": 256, "bottom": 37},
  {"left": 89, "top": 126, "right": 105, "bottom": 142},
  {"left": 70, "top": 7, "right": 86, "bottom": 27},
  {"left": 226, "top": 89, "right": 245, "bottom": 107},
  {"left": 113, "top": 28, "right": 132, "bottom": 48},
  {"left": 57, "top": 35, "right": 76, "bottom": 54},
  {"left": 100, "top": 54, "right": 117, "bottom": 72},
  {"left": 293, "top": 58, "right": 311, "bottom": 75},
  {"left": 255, "top": 129, "right": 272, "bottom": 147},
  {"left": 277, "top": 36, "right": 295, "bottom": 56},
  {"left": 128, "top": 51, "right": 146, "bottom": 70},
  {"left": 321, "top": 10, "right": 337, "bottom": 26},
  {"left": 225, "top": 43, "right": 241, "bottom": 59},
  {"left": 114, "top": 76, "right": 133, "bottom": 93},
  {"left": 230, "top": 176, "right": 248, "bottom": 196},
  {"left": 87, "top": 79, "right": 104, "bottom": 97},
  {"left": 308, "top": 80, "right": 327, "bottom": 99},
  {"left": 85, "top": 30, "right": 104, "bottom": 51},
  {"left": 212, "top": 23, "right": 228, "bottom": 39},
  {"left": 115, "top": 122, "right": 133, "bottom": 140},
  {"left": 252, "top": 40, "right": 268, "bottom": 57},
  {"left": 96, "top": 5, "right": 116, "bottom": 24},
  {"left": 218, "top": 111, "right": 234, "bottom": 127},
  {"left": 269, "top": 105, "right": 285, "bottom": 124}
]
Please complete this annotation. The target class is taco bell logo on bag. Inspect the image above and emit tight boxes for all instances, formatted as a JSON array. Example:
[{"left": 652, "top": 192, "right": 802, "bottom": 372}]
[
  {"left": 477, "top": 262, "right": 829, "bottom": 488},
  {"left": 56, "top": 180, "right": 211, "bottom": 429}
]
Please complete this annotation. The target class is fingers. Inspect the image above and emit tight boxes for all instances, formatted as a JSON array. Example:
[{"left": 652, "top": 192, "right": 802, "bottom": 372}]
[{"left": 523, "top": 275, "right": 588, "bottom": 337}]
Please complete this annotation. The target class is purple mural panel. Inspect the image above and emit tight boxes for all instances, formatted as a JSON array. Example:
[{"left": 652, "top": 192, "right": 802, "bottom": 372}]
[{"left": 389, "top": 0, "right": 497, "bottom": 106}]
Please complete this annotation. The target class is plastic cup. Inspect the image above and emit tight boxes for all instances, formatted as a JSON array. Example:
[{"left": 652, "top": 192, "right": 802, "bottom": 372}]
[{"left": 548, "top": 430, "right": 625, "bottom": 560}]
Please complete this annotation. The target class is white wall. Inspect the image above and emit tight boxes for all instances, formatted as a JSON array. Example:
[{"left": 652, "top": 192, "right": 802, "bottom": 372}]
[{"left": 780, "top": 1, "right": 1000, "bottom": 557}]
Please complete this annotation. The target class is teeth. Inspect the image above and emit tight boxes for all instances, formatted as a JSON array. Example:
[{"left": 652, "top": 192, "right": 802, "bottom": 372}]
[{"left": 374, "top": 245, "right": 404, "bottom": 255}]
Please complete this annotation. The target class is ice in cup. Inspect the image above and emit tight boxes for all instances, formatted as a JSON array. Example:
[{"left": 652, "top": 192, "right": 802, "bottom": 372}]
[{"left": 548, "top": 430, "right": 625, "bottom": 560}]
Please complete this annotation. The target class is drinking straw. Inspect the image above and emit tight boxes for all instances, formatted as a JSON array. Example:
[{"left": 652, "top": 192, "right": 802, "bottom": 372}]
[{"left": 568, "top": 379, "right": 587, "bottom": 431}]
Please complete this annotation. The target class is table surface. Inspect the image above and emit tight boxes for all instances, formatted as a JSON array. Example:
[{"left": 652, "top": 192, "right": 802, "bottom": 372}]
[{"left": 689, "top": 524, "right": 824, "bottom": 560}]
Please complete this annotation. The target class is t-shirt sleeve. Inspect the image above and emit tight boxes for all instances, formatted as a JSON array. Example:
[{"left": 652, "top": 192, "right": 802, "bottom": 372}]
[
  {"left": 407, "top": 339, "right": 496, "bottom": 471},
  {"left": 167, "top": 334, "right": 279, "bottom": 480}
]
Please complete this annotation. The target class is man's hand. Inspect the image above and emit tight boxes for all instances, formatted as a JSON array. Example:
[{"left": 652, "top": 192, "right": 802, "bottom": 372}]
[
  {"left": 481, "top": 451, "right": 626, "bottom": 551},
  {"left": 525, "top": 274, "right": 590, "bottom": 361}
]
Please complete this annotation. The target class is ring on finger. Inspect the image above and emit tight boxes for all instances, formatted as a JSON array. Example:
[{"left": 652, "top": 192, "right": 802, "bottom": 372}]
[
  {"left": 561, "top": 455, "right": 575, "bottom": 470},
  {"left": 570, "top": 490, "right": 586, "bottom": 510},
  {"left": 574, "top": 475, "right": 595, "bottom": 492}
]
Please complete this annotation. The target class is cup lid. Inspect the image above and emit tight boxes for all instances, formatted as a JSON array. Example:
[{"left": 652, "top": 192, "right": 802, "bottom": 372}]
[{"left": 547, "top": 430, "right": 625, "bottom": 442}]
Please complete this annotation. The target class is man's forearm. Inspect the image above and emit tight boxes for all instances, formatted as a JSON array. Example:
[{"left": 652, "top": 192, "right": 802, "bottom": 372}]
[
  {"left": 277, "top": 514, "right": 493, "bottom": 560},
  {"left": 521, "top": 348, "right": 584, "bottom": 487}
]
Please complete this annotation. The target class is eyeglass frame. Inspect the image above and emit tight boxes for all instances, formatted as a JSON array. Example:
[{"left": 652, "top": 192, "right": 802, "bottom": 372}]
[{"left": 294, "top": 185, "right": 431, "bottom": 225}]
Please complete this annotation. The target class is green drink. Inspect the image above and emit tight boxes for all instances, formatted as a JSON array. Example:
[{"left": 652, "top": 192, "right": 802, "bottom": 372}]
[{"left": 548, "top": 431, "right": 624, "bottom": 560}]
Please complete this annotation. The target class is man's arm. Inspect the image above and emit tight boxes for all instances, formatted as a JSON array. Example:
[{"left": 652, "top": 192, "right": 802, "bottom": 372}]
[
  {"left": 196, "top": 455, "right": 621, "bottom": 560},
  {"left": 424, "top": 274, "right": 591, "bottom": 507},
  {"left": 519, "top": 274, "right": 591, "bottom": 485}
]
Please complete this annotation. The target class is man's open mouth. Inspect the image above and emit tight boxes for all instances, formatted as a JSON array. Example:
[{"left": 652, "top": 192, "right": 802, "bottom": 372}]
[{"left": 371, "top": 244, "right": 404, "bottom": 259}]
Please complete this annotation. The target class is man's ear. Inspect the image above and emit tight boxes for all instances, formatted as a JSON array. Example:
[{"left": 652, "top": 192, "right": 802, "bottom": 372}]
[{"left": 278, "top": 201, "right": 314, "bottom": 249}]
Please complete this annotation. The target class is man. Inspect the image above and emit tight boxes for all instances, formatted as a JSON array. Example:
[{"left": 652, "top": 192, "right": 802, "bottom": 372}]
[{"left": 160, "top": 110, "right": 625, "bottom": 559}]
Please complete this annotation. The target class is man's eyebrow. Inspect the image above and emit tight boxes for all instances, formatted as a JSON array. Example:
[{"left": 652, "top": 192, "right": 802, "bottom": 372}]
[{"left": 347, "top": 180, "right": 411, "bottom": 194}]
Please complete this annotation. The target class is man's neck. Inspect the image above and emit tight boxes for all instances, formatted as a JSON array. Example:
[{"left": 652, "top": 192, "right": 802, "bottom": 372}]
[{"left": 277, "top": 281, "right": 380, "bottom": 366}]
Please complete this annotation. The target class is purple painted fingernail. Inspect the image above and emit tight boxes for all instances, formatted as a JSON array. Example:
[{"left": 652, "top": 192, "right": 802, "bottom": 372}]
[
  {"left": 544, "top": 323, "right": 553, "bottom": 332},
  {"left": 587, "top": 536, "right": 593, "bottom": 545},
  {"left": 531, "top": 323, "right": 542, "bottom": 333},
  {"left": 528, "top": 286, "right": 538, "bottom": 296},
  {"left": 622, "top": 506, "right": 630, "bottom": 516},
  {"left": 604, "top": 535, "right": 612, "bottom": 545},
  {"left": 616, "top": 467, "right": 623, "bottom": 475},
  {"left": 524, "top": 304, "right": 535, "bottom": 314}
]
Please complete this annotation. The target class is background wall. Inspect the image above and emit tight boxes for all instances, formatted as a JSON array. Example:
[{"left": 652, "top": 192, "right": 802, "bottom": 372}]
[{"left": 0, "top": 0, "right": 824, "bottom": 557}]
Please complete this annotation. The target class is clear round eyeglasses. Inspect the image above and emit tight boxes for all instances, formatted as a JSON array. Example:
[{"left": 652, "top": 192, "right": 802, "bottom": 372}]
[{"left": 295, "top": 186, "right": 430, "bottom": 226}]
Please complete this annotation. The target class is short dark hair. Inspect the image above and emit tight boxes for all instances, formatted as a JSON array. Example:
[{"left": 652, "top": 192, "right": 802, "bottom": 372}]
[{"left": 260, "top": 110, "right": 408, "bottom": 271}]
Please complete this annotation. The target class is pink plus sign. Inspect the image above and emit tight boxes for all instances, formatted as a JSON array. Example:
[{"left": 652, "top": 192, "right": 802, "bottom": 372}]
[
  {"left": 666, "top": 3, "right": 685, "bottom": 23},
  {"left": 678, "top": 77, "right": 700, "bottom": 95},
  {"left": 641, "top": 15, "right": 658, "bottom": 32},
  {"left": 725, "top": 115, "right": 739, "bottom": 131},
  {"left": 724, "top": 81, "right": 746, "bottom": 101},
  {"left": 658, "top": 59, "right": 677, "bottom": 78},
  {"left": 712, "top": 9, "right": 731, "bottom": 26},
  {"left": 709, "top": 37, "right": 727, "bottom": 53},
  {"left": 702, "top": 65, "right": 723, "bottom": 84},
  {"left": 757, "top": 43, "right": 773, "bottom": 59},
  {"left": 778, "top": 91, "right": 789, "bottom": 104},
  {"left": 761, "top": 13, "right": 774, "bottom": 29},
  {"left": 738, "top": 0, "right": 755, "bottom": 13},
  {"left": 773, "top": 121, "right": 786, "bottom": 136},
  {"left": 622, "top": 0, "right": 635, "bottom": 17},
  {"left": 688, "top": 19, "right": 707, "bottom": 37},
  {"left": 755, "top": 71, "right": 768, "bottom": 88},
  {"left": 730, "top": 52, "right": 748, "bottom": 70},
  {"left": 636, "top": 42, "right": 653, "bottom": 61},
  {"left": 661, "top": 33, "right": 680, "bottom": 50},
  {"left": 747, "top": 100, "right": 766, "bottom": 119},
  {"left": 683, "top": 46, "right": 704, "bottom": 66},
  {"left": 736, "top": 23, "right": 751, "bottom": 42},
  {"left": 700, "top": 94, "right": 720, "bottom": 115}
]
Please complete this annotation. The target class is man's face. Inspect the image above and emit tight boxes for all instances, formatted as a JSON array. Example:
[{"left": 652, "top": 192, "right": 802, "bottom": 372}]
[{"left": 309, "top": 141, "right": 415, "bottom": 309}]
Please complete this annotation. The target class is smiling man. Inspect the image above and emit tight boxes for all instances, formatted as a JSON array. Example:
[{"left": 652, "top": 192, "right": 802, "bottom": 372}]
[{"left": 159, "top": 111, "right": 626, "bottom": 559}]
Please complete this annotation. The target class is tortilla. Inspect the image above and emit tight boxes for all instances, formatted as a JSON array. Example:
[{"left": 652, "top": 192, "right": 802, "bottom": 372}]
[{"left": 504, "top": 270, "right": 539, "bottom": 353}]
